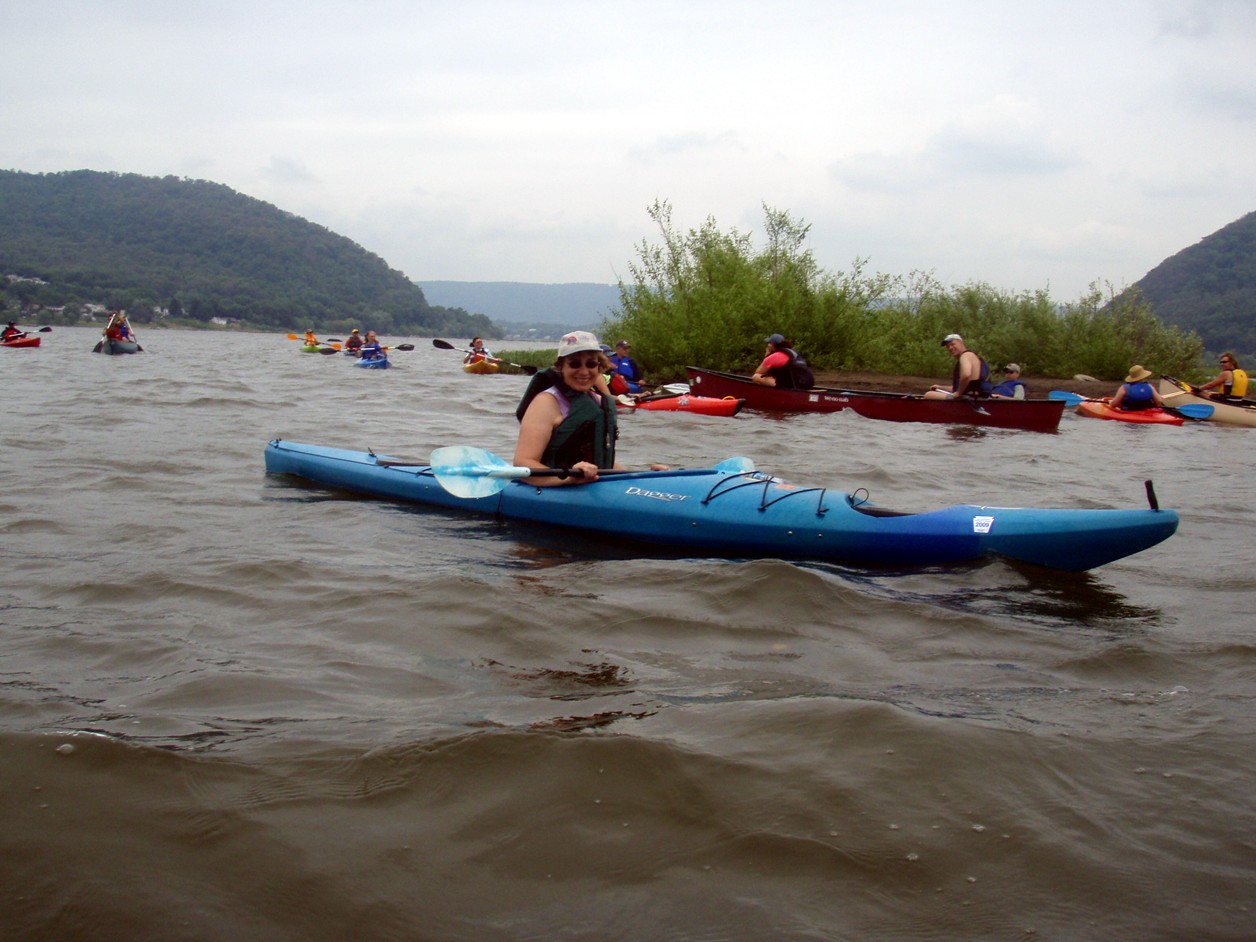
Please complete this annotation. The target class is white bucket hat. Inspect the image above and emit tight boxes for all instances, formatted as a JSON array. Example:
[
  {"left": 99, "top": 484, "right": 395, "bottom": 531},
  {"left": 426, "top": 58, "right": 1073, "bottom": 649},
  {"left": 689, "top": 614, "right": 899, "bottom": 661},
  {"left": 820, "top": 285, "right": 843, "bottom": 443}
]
[{"left": 557, "top": 330, "right": 602, "bottom": 357}]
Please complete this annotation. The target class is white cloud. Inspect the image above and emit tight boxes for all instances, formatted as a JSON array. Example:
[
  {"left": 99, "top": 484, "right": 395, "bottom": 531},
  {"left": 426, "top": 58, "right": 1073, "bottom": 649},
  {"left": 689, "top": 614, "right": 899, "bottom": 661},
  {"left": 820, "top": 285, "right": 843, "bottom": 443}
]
[{"left": 2, "top": 0, "right": 1254, "bottom": 298}]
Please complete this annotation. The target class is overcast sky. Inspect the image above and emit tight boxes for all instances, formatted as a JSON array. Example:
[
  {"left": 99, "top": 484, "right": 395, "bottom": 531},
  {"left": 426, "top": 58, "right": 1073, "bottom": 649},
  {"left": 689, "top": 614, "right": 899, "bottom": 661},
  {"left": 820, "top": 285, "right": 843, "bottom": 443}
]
[{"left": 5, "top": 0, "right": 1254, "bottom": 300}]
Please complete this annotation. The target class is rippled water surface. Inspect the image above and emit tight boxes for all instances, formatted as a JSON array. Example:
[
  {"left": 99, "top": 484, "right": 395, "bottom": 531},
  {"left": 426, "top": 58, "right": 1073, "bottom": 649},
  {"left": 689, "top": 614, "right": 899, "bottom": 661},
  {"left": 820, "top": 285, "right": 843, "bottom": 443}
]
[{"left": 2, "top": 327, "right": 1254, "bottom": 940}]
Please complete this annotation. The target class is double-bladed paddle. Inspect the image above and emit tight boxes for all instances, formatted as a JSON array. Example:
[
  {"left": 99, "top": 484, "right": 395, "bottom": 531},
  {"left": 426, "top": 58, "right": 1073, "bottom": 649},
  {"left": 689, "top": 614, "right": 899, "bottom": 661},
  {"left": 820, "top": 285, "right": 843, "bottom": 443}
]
[
  {"left": 285, "top": 333, "right": 341, "bottom": 352},
  {"left": 432, "top": 338, "right": 538, "bottom": 374},
  {"left": 1048, "top": 389, "right": 1214, "bottom": 420},
  {"left": 383, "top": 445, "right": 755, "bottom": 499},
  {"left": 326, "top": 339, "right": 415, "bottom": 351}
]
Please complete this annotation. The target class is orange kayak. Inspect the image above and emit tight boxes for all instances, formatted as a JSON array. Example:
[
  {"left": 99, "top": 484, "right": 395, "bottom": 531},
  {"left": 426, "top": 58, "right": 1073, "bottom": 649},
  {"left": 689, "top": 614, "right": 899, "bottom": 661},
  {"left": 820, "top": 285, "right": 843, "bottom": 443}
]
[
  {"left": 1076, "top": 398, "right": 1183, "bottom": 426},
  {"left": 618, "top": 393, "right": 744, "bottom": 417}
]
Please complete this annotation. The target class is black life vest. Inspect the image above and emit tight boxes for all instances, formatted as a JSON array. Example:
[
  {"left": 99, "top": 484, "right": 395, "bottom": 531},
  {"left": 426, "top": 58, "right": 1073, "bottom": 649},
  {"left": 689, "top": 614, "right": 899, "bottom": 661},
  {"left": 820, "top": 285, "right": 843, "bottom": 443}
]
[
  {"left": 770, "top": 348, "right": 815, "bottom": 389},
  {"left": 952, "top": 354, "right": 993, "bottom": 397},
  {"left": 516, "top": 369, "right": 617, "bottom": 468}
]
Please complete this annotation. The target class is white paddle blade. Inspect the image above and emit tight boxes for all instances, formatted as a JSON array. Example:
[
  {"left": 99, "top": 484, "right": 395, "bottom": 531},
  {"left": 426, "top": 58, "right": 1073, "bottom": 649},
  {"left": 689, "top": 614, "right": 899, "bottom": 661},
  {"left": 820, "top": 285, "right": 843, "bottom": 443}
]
[
  {"left": 429, "top": 446, "right": 532, "bottom": 499},
  {"left": 714, "top": 456, "right": 755, "bottom": 473}
]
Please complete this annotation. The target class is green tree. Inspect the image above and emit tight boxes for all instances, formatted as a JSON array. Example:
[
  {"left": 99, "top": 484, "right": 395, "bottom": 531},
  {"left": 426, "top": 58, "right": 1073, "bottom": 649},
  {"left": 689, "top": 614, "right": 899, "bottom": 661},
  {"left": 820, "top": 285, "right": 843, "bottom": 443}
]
[{"left": 602, "top": 202, "right": 1205, "bottom": 382}]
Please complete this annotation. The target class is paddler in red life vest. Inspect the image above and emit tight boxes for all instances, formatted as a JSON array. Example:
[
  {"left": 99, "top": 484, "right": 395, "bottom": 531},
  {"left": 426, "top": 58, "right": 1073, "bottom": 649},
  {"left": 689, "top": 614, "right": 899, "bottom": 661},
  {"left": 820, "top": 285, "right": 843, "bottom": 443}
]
[
  {"left": 2, "top": 321, "right": 21, "bottom": 341},
  {"left": 464, "top": 337, "right": 493, "bottom": 365},
  {"left": 344, "top": 329, "right": 364, "bottom": 354},
  {"left": 751, "top": 333, "right": 814, "bottom": 389},
  {"left": 104, "top": 312, "right": 126, "bottom": 342},
  {"left": 1198, "top": 352, "right": 1248, "bottom": 401}
]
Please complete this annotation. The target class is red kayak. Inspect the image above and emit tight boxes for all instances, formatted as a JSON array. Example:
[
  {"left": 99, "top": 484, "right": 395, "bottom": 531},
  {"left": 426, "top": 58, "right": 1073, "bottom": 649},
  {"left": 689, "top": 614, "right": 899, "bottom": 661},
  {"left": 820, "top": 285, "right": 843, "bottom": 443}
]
[
  {"left": 686, "top": 366, "right": 1065, "bottom": 432},
  {"left": 618, "top": 393, "right": 744, "bottom": 417},
  {"left": 1076, "top": 398, "right": 1183, "bottom": 426},
  {"left": 1, "top": 335, "right": 40, "bottom": 349}
]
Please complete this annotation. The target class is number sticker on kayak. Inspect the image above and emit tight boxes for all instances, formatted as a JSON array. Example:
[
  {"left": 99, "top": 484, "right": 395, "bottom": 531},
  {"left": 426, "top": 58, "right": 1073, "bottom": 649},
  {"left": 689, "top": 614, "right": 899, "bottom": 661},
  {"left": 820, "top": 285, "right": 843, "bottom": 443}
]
[{"left": 972, "top": 515, "right": 995, "bottom": 534}]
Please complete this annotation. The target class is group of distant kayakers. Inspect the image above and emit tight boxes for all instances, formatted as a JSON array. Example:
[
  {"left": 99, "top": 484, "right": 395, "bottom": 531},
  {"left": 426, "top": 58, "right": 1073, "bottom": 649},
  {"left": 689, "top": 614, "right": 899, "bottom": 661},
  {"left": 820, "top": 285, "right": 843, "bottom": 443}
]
[
  {"left": 898, "top": 330, "right": 1246, "bottom": 411},
  {"left": 511, "top": 326, "right": 1252, "bottom": 485},
  {"left": 304, "top": 327, "right": 386, "bottom": 361}
]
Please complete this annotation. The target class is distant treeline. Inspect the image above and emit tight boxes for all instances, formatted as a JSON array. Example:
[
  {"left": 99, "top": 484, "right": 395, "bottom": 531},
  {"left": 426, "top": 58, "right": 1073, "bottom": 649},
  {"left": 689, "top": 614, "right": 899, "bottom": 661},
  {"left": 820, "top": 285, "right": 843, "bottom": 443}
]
[{"left": 0, "top": 169, "right": 495, "bottom": 337}]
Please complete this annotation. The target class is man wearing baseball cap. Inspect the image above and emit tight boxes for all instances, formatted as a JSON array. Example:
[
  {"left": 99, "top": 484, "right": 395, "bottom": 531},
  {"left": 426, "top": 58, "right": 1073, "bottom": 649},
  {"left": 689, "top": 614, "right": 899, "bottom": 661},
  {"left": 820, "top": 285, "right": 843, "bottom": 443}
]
[
  {"left": 925, "top": 334, "right": 992, "bottom": 400},
  {"left": 610, "top": 340, "right": 644, "bottom": 393},
  {"left": 990, "top": 363, "right": 1027, "bottom": 400}
]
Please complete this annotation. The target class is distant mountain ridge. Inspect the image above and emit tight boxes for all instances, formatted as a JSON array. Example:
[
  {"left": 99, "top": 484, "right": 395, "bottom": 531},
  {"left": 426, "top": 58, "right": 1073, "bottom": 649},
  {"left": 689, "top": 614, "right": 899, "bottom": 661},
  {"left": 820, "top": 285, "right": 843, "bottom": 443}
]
[
  {"left": 419, "top": 281, "right": 620, "bottom": 330},
  {"left": 1130, "top": 210, "right": 1256, "bottom": 357},
  {"left": 0, "top": 169, "right": 491, "bottom": 336}
]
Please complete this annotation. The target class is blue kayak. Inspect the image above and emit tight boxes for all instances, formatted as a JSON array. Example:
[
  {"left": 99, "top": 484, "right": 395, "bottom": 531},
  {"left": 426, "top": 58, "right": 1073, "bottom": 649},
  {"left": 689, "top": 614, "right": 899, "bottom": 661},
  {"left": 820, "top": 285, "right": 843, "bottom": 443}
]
[
  {"left": 263, "top": 440, "right": 1177, "bottom": 571},
  {"left": 355, "top": 356, "right": 390, "bottom": 369}
]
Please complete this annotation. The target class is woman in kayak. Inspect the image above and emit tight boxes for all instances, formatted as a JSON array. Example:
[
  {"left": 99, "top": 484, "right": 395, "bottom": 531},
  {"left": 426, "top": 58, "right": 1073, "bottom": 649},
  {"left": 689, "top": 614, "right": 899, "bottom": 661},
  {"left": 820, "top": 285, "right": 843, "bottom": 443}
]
[
  {"left": 1109, "top": 365, "right": 1165, "bottom": 411},
  {"left": 515, "top": 331, "right": 668, "bottom": 485},
  {"left": 1197, "top": 352, "right": 1248, "bottom": 400},
  {"left": 464, "top": 337, "right": 494, "bottom": 365},
  {"left": 358, "top": 332, "right": 386, "bottom": 361},
  {"left": 303, "top": 329, "right": 319, "bottom": 346},
  {"left": 514, "top": 331, "right": 618, "bottom": 486}
]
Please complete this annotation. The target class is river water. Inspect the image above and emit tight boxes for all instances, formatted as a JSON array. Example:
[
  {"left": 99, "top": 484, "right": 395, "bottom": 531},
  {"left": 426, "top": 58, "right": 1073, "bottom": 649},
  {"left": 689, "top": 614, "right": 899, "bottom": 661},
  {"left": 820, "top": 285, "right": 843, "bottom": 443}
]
[{"left": 2, "top": 327, "right": 1253, "bottom": 940}]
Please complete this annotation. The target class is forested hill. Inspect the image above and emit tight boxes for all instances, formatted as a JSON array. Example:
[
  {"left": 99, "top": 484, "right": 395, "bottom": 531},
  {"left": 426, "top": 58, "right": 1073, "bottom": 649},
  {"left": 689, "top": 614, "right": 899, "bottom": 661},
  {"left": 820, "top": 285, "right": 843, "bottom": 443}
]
[
  {"left": 1130, "top": 210, "right": 1256, "bottom": 357},
  {"left": 0, "top": 169, "right": 493, "bottom": 336}
]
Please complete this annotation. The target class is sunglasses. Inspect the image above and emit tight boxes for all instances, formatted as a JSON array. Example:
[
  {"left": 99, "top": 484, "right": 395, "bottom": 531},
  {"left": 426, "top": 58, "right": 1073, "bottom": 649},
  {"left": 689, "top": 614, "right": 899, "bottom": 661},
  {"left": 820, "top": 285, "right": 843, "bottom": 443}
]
[{"left": 563, "top": 357, "right": 603, "bottom": 369}]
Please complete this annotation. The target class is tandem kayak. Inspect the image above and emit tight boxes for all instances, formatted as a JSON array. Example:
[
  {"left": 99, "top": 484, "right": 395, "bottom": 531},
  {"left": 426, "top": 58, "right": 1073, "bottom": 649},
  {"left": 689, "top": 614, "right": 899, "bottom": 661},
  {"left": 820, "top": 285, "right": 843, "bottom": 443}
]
[
  {"left": 1075, "top": 398, "right": 1183, "bottom": 426},
  {"left": 618, "top": 393, "right": 744, "bottom": 417},
  {"left": 263, "top": 440, "right": 1178, "bottom": 571},
  {"left": 685, "top": 367, "right": 1065, "bottom": 432},
  {"left": 1160, "top": 375, "right": 1256, "bottom": 428}
]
